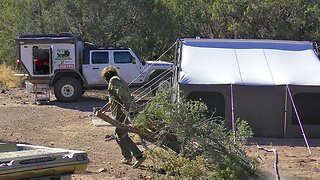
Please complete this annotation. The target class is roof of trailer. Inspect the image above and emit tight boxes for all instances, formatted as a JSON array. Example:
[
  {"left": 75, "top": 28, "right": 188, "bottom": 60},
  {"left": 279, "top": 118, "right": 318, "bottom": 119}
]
[{"left": 16, "top": 33, "right": 81, "bottom": 44}]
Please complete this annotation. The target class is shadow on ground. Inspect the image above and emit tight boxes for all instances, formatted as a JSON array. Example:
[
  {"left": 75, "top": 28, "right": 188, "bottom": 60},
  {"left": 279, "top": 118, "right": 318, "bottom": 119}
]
[
  {"left": 39, "top": 96, "right": 106, "bottom": 112},
  {"left": 248, "top": 137, "right": 320, "bottom": 147}
]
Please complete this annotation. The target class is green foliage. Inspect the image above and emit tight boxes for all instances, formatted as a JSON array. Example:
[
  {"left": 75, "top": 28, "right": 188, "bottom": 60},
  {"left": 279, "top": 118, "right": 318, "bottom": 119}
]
[
  {"left": 1, "top": 0, "right": 320, "bottom": 66},
  {"left": 233, "top": 118, "right": 254, "bottom": 145},
  {"left": 135, "top": 90, "right": 259, "bottom": 179},
  {"left": 148, "top": 149, "right": 207, "bottom": 179},
  {"left": 159, "top": 0, "right": 320, "bottom": 40},
  {"left": 0, "top": 0, "right": 34, "bottom": 66}
]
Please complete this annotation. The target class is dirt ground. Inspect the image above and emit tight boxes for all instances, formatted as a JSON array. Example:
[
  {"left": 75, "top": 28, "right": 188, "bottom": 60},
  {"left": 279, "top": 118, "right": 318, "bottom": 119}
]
[{"left": 0, "top": 86, "right": 320, "bottom": 180}]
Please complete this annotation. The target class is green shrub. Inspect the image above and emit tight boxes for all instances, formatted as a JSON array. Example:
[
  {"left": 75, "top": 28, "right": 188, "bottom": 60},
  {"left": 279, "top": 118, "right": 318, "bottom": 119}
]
[{"left": 135, "top": 90, "right": 259, "bottom": 179}]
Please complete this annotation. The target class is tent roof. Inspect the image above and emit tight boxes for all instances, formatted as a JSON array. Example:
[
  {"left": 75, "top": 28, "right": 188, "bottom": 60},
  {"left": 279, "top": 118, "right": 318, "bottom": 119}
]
[{"left": 179, "top": 38, "right": 320, "bottom": 86}]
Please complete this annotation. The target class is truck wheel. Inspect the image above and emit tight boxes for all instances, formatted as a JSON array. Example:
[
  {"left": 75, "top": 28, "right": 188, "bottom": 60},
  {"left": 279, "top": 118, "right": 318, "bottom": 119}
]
[
  {"left": 54, "top": 77, "right": 82, "bottom": 102},
  {"left": 151, "top": 78, "right": 171, "bottom": 95}
]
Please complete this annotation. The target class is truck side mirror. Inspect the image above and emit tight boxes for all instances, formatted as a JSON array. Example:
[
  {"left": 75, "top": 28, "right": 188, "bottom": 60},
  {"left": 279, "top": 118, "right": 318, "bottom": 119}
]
[
  {"left": 131, "top": 57, "right": 136, "bottom": 64},
  {"left": 141, "top": 60, "right": 146, "bottom": 66}
]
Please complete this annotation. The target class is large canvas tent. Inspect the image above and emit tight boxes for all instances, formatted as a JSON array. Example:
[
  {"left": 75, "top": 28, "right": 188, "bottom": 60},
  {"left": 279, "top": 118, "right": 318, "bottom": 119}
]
[{"left": 176, "top": 38, "right": 320, "bottom": 137}]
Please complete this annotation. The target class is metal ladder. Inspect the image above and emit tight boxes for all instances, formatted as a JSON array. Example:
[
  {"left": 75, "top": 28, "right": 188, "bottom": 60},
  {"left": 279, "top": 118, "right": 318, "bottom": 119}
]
[{"left": 34, "top": 83, "right": 50, "bottom": 103}]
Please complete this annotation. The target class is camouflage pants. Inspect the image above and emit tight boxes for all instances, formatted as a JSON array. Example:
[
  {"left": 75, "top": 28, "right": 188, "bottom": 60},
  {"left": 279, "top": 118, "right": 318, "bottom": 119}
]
[{"left": 115, "top": 128, "right": 143, "bottom": 160}]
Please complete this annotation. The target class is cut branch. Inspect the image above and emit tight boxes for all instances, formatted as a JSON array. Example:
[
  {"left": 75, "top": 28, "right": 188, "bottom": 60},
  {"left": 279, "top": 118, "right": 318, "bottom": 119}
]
[{"left": 95, "top": 111, "right": 182, "bottom": 153}]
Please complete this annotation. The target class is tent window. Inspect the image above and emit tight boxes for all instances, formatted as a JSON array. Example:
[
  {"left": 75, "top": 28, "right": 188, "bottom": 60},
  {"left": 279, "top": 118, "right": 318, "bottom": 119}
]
[
  {"left": 292, "top": 93, "right": 320, "bottom": 125},
  {"left": 187, "top": 91, "right": 225, "bottom": 117}
]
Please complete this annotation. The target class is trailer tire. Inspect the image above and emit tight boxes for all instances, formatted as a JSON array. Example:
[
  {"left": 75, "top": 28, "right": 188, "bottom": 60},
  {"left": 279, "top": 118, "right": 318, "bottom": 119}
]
[{"left": 54, "top": 77, "right": 82, "bottom": 102}]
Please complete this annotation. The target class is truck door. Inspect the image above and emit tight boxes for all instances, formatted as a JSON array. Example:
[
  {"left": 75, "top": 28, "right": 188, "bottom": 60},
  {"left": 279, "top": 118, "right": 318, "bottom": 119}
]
[
  {"left": 82, "top": 50, "right": 110, "bottom": 85},
  {"left": 32, "top": 45, "right": 51, "bottom": 76},
  {"left": 52, "top": 44, "right": 76, "bottom": 71},
  {"left": 111, "top": 50, "right": 145, "bottom": 84}
]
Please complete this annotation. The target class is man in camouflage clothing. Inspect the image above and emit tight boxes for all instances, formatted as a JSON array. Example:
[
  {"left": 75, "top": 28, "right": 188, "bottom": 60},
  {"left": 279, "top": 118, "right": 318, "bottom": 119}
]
[{"left": 101, "top": 66, "right": 145, "bottom": 168}]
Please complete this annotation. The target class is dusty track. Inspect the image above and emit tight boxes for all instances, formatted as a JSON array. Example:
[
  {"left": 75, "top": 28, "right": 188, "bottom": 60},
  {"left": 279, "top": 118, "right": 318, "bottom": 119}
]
[{"left": 0, "top": 87, "right": 319, "bottom": 179}]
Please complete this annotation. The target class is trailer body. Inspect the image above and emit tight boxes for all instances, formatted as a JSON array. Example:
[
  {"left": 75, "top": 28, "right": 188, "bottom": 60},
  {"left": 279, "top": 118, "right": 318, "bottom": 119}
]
[{"left": 16, "top": 33, "right": 173, "bottom": 102}]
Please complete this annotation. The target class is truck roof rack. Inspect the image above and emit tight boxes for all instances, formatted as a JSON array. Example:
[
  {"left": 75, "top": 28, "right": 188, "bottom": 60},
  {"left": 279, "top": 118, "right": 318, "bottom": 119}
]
[
  {"left": 97, "top": 46, "right": 129, "bottom": 50},
  {"left": 86, "top": 46, "right": 129, "bottom": 50},
  {"left": 17, "top": 33, "right": 74, "bottom": 39},
  {"left": 15, "top": 33, "right": 81, "bottom": 44}
]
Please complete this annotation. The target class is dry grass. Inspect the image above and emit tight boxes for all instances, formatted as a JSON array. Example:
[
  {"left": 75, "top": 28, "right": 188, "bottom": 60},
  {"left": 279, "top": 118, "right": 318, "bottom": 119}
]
[{"left": 0, "top": 65, "right": 24, "bottom": 88}]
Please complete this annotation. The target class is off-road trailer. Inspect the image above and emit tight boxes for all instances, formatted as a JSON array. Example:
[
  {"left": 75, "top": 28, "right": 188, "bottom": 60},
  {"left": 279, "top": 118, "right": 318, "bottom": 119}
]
[{"left": 16, "top": 33, "right": 173, "bottom": 102}]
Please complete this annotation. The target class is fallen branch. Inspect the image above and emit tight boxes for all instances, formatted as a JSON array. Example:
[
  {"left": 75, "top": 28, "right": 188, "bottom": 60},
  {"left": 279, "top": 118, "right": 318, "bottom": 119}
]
[
  {"left": 95, "top": 110, "right": 181, "bottom": 153},
  {"left": 257, "top": 144, "right": 280, "bottom": 180},
  {"left": 95, "top": 111, "right": 155, "bottom": 141}
]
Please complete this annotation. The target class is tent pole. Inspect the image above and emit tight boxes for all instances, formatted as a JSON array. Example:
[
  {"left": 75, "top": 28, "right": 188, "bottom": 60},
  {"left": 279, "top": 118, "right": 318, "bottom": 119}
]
[
  {"left": 286, "top": 85, "right": 312, "bottom": 155},
  {"left": 284, "top": 86, "right": 288, "bottom": 138},
  {"left": 231, "top": 84, "right": 236, "bottom": 144}
]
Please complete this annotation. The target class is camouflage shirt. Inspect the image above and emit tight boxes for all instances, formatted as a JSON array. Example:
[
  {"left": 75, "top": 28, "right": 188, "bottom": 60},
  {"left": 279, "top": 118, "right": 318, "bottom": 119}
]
[{"left": 108, "top": 76, "right": 134, "bottom": 123}]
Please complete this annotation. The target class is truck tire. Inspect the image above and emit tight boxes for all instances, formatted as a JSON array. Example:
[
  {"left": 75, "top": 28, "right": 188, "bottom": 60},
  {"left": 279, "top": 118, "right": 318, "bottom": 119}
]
[
  {"left": 151, "top": 76, "right": 172, "bottom": 95},
  {"left": 149, "top": 70, "right": 173, "bottom": 95},
  {"left": 152, "top": 78, "right": 171, "bottom": 95},
  {"left": 54, "top": 77, "right": 82, "bottom": 102}
]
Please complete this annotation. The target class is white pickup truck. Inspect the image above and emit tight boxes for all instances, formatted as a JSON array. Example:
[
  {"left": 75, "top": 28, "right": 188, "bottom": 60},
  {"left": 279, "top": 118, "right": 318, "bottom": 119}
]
[{"left": 16, "top": 33, "right": 173, "bottom": 102}]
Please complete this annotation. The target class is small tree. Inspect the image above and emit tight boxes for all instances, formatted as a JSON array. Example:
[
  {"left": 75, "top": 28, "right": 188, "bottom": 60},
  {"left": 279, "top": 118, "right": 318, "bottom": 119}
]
[{"left": 134, "top": 90, "right": 259, "bottom": 179}]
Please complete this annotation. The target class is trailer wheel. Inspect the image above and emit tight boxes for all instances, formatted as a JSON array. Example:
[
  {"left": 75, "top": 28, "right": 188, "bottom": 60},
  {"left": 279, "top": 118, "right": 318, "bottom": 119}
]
[{"left": 54, "top": 77, "right": 82, "bottom": 102}]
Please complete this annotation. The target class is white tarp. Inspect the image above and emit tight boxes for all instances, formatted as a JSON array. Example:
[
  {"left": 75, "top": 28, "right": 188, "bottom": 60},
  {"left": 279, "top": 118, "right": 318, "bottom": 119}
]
[{"left": 179, "top": 39, "right": 320, "bottom": 86}]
